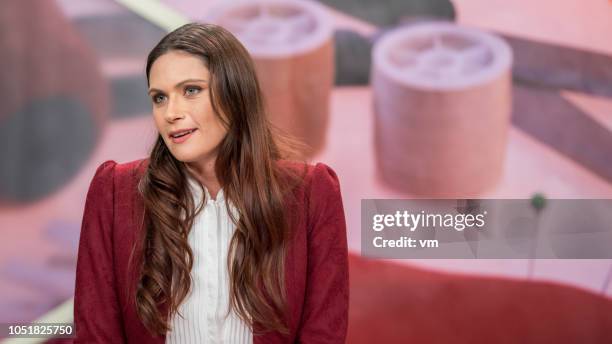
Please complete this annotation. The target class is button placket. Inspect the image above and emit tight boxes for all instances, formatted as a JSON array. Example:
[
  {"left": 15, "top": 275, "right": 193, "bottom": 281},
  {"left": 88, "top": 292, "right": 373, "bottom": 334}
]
[
  {"left": 205, "top": 199, "right": 217, "bottom": 342},
  {"left": 169, "top": 176, "right": 251, "bottom": 343}
]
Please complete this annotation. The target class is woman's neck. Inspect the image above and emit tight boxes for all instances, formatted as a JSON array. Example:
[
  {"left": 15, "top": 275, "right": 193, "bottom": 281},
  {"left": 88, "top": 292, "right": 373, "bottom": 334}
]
[{"left": 185, "top": 158, "right": 221, "bottom": 200}]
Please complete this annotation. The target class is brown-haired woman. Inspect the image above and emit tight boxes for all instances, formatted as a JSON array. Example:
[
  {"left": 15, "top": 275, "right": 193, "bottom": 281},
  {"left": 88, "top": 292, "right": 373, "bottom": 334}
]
[{"left": 73, "top": 23, "right": 349, "bottom": 343}]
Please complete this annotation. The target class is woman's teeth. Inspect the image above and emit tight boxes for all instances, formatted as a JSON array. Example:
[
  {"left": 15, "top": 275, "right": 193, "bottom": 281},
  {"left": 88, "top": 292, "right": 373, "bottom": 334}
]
[{"left": 171, "top": 129, "right": 195, "bottom": 138}]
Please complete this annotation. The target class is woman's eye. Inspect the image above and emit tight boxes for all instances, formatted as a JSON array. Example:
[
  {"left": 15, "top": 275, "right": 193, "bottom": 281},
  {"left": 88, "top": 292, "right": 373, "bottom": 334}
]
[
  {"left": 152, "top": 94, "right": 166, "bottom": 104},
  {"left": 185, "top": 86, "right": 201, "bottom": 96}
]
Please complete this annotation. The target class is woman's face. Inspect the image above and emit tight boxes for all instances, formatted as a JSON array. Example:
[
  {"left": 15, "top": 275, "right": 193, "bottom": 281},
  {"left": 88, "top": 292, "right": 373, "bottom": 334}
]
[{"left": 148, "top": 50, "right": 228, "bottom": 166}]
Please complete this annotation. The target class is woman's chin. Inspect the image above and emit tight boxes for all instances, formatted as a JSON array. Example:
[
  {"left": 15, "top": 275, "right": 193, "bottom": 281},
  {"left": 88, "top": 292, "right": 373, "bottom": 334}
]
[
  {"left": 169, "top": 150, "right": 215, "bottom": 165},
  {"left": 171, "top": 153, "right": 199, "bottom": 163}
]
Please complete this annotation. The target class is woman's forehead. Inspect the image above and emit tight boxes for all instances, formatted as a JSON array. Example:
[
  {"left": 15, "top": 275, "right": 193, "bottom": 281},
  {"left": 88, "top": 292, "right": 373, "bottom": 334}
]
[{"left": 149, "top": 51, "right": 209, "bottom": 87}]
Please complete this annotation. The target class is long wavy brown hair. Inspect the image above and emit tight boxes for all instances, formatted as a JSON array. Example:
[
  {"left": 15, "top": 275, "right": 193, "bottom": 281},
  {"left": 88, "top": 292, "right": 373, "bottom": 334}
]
[{"left": 131, "top": 23, "right": 308, "bottom": 337}]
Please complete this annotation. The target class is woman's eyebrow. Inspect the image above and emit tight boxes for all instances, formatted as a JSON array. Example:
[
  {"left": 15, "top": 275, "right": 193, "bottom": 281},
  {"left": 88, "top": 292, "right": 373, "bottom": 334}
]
[{"left": 148, "top": 78, "right": 208, "bottom": 95}]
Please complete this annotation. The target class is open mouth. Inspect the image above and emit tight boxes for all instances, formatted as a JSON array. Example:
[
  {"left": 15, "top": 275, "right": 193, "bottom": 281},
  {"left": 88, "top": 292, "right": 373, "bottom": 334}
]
[{"left": 170, "top": 129, "right": 197, "bottom": 138}]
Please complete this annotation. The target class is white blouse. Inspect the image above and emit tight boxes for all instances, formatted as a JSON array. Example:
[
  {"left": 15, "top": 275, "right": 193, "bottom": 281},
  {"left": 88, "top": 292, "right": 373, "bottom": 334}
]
[{"left": 165, "top": 176, "right": 253, "bottom": 344}]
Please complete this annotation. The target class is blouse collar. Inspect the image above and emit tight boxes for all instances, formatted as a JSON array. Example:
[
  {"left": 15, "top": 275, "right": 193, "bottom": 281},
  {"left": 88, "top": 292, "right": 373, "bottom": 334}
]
[{"left": 186, "top": 173, "right": 225, "bottom": 206}]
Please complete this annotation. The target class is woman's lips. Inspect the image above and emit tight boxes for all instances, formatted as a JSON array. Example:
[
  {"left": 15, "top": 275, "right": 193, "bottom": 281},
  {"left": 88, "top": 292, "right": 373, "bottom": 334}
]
[{"left": 170, "top": 129, "right": 197, "bottom": 144}]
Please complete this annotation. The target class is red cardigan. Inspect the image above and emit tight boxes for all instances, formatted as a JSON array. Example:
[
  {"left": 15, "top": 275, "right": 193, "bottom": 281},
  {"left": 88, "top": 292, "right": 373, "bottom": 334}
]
[{"left": 74, "top": 158, "right": 349, "bottom": 343}]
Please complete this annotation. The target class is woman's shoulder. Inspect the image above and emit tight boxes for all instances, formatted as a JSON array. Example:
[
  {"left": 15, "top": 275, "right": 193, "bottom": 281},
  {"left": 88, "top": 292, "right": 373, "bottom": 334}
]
[
  {"left": 91, "top": 158, "right": 148, "bottom": 181},
  {"left": 276, "top": 159, "right": 340, "bottom": 186},
  {"left": 113, "top": 158, "right": 149, "bottom": 179},
  {"left": 276, "top": 159, "right": 342, "bottom": 212},
  {"left": 88, "top": 158, "right": 149, "bottom": 199}
]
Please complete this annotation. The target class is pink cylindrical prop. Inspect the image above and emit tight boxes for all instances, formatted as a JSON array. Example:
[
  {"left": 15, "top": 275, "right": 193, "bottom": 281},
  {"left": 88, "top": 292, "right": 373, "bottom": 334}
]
[
  {"left": 372, "top": 22, "right": 513, "bottom": 197},
  {"left": 207, "top": 0, "right": 334, "bottom": 157}
]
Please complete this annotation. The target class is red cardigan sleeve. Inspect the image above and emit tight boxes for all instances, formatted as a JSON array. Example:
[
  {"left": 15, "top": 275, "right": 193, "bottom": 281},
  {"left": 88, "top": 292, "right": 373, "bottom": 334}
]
[
  {"left": 74, "top": 160, "right": 127, "bottom": 343},
  {"left": 298, "top": 163, "right": 349, "bottom": 343}
]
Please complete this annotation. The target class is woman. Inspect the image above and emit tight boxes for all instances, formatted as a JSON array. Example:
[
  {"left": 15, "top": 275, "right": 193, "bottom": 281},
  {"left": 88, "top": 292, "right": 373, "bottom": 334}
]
[{"left": 73, "top": 23, "right": 349, "bottom": 343}]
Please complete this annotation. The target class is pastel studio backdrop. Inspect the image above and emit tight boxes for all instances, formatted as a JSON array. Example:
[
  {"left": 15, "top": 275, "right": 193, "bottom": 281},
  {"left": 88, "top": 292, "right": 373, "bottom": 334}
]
[{"left": 0, "top": 0, "right": 611, "bottom": 342}]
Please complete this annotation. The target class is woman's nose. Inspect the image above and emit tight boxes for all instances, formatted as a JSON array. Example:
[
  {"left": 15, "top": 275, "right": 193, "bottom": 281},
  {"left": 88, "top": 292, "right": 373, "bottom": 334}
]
[{"left": 164, "top": 97, "right": 185, "bottom": 122}]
